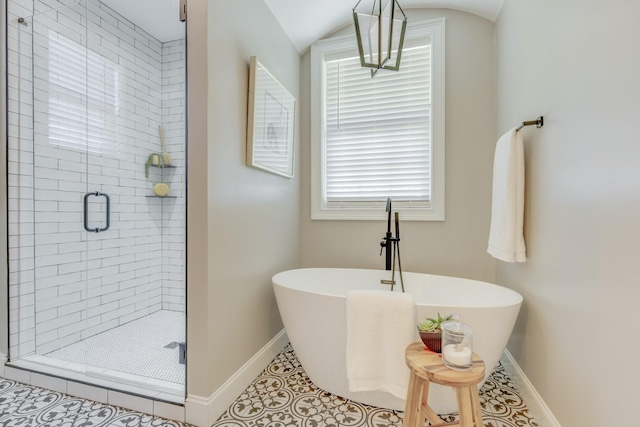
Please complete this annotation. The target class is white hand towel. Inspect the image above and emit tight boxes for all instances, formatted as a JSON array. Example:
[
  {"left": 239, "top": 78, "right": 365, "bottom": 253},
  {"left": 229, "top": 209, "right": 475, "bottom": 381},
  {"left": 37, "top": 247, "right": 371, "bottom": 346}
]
[
  {"left": 488, "top": 127, "right": 527, "bottom": 262},
  {"left": 346, "top": 290, "right": 416, "bottom": 399}
]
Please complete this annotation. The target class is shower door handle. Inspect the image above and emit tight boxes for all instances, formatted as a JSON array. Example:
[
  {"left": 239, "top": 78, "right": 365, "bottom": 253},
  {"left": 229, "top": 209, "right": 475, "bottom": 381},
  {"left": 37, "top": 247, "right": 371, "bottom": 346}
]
[{"left": 83, "top": 191, "right": 110, "bottom": 233}]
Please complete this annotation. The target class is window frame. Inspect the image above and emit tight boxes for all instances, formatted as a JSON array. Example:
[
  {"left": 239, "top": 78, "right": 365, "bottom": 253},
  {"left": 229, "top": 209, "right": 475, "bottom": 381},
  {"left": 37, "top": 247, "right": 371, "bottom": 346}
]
[{"left": 310, "top": 18, "right": 446, "bottom": 221}]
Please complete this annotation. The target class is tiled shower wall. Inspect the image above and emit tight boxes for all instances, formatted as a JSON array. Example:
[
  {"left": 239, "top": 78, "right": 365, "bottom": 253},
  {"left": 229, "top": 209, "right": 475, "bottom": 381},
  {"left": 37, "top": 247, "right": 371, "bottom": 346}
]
[
  {"left": 6, "top": 0, "right": 185, "bottom": 359},
  {"left": 160, "top": 39, "right": 186, "bottom": 312}
]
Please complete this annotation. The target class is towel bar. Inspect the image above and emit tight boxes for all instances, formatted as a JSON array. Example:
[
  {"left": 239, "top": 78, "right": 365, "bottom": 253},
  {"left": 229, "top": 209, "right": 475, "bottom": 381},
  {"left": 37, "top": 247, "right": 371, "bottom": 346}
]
[{"left": 516, "top": 116, "right": 543, "bottom": 131}]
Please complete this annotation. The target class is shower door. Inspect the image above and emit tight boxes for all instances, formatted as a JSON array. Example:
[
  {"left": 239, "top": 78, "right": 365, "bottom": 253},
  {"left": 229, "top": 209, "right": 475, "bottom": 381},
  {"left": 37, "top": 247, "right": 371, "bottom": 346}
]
[{"left": 10, "top": 0, "right": 186, "bottom": 396}]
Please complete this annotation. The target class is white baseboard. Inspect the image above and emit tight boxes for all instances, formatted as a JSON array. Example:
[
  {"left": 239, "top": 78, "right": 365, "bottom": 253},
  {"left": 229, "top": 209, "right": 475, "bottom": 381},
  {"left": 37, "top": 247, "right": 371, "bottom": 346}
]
[
  {"left": 502, "top": 349, "right": 561, "bottom": 427},
  {"left": 185, "top": 330, "right": 289, "bottom": 427}
]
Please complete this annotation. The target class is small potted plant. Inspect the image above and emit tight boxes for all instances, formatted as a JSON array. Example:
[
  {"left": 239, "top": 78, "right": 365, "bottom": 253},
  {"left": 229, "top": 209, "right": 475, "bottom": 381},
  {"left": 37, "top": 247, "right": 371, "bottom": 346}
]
[
  {"left": 417, "top": 313, "right": 455, "bottom": 353},
  {"left": 145, "top": 153, "right": 165, "bottom": 178}
]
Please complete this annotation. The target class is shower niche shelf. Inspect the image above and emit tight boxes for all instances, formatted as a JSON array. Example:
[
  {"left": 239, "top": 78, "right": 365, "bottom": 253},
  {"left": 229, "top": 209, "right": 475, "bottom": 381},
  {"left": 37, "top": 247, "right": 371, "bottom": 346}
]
[{"left": 146, "top": 163, "right": 178, "bottom": 198}]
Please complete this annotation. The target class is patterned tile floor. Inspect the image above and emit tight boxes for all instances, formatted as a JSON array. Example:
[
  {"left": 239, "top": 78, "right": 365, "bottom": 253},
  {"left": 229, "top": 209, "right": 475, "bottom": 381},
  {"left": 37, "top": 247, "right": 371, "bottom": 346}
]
[
  {"left": 0, "top": 344, "right": 539, "bottom": 426},
  {"left": 0, "top": 378, "right": 187, "bottom": 426},
  {"left": 213, "top": 344, "right": 539, "bottom": 427}
]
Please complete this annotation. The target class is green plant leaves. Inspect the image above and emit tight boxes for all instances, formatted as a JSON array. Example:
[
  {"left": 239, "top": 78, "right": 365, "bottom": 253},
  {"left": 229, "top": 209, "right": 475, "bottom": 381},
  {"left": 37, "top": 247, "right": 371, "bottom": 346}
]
[{"left": 417, "top": 312, "right": 454, "bottom": 331}]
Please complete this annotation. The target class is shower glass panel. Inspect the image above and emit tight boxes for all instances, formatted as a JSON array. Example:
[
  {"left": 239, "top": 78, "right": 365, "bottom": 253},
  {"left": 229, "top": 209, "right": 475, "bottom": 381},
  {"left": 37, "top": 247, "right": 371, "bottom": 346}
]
[{"left": 9, "top": 0, "right": 186, "bottom": 398}]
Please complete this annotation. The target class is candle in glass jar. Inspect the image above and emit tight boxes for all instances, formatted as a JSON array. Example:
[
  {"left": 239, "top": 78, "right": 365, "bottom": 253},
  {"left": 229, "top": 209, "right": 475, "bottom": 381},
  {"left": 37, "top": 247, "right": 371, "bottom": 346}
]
[{"left": 443, "top": 344, "right": 472, "bottom": 368}]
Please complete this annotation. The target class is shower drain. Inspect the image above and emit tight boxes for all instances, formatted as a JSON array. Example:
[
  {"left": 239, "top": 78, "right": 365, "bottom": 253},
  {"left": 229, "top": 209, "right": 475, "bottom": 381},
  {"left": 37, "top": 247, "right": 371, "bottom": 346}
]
[{"left": 164, "top": 341, "right": 186, "bottom": 365}]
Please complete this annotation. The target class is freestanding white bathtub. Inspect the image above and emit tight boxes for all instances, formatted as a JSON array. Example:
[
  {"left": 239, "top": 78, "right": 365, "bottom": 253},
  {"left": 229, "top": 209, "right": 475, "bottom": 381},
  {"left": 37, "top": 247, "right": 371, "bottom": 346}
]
[{"left": 272, "top": 268, "right": 523, "bottom": 414}]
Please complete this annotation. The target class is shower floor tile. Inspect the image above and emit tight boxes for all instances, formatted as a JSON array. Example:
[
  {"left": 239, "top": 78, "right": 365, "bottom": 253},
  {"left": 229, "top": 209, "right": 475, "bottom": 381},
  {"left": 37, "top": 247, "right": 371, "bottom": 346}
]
[
  {"left": 213, "top": 344, "right": 540, "bottom": 427},
  {"left": 45, "top": 310, "right": 185, "bottom": 385}
]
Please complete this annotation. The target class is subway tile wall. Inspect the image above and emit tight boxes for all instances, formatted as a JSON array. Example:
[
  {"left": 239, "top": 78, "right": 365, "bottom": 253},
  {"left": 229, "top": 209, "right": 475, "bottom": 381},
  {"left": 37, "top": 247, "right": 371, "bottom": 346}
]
[
  {"left": 160, "top": 39, "right": 186, "bottom": 312},
  {"left": 7, "top": 0, "right": 186, "bottom": 360},
  {"left": 9, "top": 0, "right": 38, "bottom": 360}
]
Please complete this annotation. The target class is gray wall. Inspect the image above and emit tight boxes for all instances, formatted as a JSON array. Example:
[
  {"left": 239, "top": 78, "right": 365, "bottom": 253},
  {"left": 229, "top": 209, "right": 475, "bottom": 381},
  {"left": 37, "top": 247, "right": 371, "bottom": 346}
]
[
  {"left": 187, "top": 0, "right": 301, "bottom": 398},
  {"left": 300, "top": 9, "right": 496, "bottom": 282},
  {"left": 495, "top": 1, "right": 640, "bottom": 425}
]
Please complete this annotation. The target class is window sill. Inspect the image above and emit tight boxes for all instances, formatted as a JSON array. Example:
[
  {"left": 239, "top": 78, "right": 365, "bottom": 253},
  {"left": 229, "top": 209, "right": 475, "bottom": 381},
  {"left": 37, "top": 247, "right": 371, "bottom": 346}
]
[{"left": 311, "top": 208, "right": 444, "bottom": 222}]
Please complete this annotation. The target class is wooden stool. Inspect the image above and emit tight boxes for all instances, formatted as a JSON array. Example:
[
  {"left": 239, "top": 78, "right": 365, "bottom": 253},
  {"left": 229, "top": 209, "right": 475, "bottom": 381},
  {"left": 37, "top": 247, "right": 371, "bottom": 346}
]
[{"left": 403, "top": 342, "right": 485, "bottom": 427}]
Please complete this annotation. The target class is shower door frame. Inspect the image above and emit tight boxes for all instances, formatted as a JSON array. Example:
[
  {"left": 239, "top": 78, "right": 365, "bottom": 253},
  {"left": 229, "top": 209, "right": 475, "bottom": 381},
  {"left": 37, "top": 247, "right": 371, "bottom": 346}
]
[
  {"left": 3, "top": 0, "right": 187, "bottom": 402},
  {"left": 1, "top": 0, "right": 10, "bottom": 367}
]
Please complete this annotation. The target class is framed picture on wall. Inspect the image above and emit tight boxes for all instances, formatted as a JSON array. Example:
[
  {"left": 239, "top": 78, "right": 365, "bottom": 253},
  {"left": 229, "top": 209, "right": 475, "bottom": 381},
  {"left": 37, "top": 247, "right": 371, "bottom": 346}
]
[{"left": 247, "top": 56, "right": 296, "bottom": 178}]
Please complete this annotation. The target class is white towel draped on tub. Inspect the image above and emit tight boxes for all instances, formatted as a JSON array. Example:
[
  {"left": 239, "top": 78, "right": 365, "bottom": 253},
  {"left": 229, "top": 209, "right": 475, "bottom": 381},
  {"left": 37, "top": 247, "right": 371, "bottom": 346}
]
[
  {"left": 488, "top": 127, "right": 527, "bottom": 262},
  {"left": 346, "top": 290, "right": 416, "bottom": 399}
]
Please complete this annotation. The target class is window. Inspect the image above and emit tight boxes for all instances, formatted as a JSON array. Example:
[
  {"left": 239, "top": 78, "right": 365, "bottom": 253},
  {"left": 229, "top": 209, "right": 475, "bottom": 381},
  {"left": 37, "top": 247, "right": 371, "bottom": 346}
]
[{"left": 311, "top": 19, "right": 445, "bottom": 221}]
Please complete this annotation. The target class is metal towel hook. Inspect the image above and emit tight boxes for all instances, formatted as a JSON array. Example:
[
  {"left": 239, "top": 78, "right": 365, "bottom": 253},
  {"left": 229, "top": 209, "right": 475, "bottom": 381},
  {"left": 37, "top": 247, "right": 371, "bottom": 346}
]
[{"left": 516, "top": 116, "right": 544, "bottom": 132}]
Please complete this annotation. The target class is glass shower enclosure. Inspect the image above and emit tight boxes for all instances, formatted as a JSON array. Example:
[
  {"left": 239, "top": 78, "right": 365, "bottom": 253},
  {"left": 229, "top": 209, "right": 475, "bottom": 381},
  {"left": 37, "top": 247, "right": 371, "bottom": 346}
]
[{"left": 8, "top": 0, "right": 186, "bottom": 399}]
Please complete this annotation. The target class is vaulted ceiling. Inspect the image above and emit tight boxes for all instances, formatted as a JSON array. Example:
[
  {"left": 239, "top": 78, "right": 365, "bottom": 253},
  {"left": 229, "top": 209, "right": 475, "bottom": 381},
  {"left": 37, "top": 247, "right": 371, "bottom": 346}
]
[{"left": 263, "top": 0, "right": 504, "bottom": 52}]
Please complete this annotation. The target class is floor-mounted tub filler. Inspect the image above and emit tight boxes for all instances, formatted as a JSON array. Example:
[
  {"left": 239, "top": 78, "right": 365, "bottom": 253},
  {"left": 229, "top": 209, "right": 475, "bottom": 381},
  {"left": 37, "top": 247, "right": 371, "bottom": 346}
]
[{"left": 272, "top": 268, "right": 523, "bottom": 414}]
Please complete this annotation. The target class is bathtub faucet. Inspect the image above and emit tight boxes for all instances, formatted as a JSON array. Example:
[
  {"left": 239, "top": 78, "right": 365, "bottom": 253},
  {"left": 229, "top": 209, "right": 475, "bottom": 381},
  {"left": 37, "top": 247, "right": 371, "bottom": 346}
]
[
  {"left": 380, "top": 197, "right": 393, "bottom": 270},
  {"left": 380, "top": 197, "right": 405, "bottom": 292}
]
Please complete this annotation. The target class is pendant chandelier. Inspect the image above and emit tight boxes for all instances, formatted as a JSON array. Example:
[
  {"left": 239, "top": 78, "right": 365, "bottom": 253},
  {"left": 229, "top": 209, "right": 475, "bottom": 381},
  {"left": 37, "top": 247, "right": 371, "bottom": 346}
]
[{"left": 352, "top": 0, "right": 407, "bottom": 77}]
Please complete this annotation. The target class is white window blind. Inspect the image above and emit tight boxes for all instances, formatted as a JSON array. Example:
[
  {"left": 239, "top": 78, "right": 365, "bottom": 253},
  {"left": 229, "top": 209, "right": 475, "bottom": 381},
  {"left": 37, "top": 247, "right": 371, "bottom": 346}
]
[{"left": 324, "top": 44, "right": 432, "bottom": 208}]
